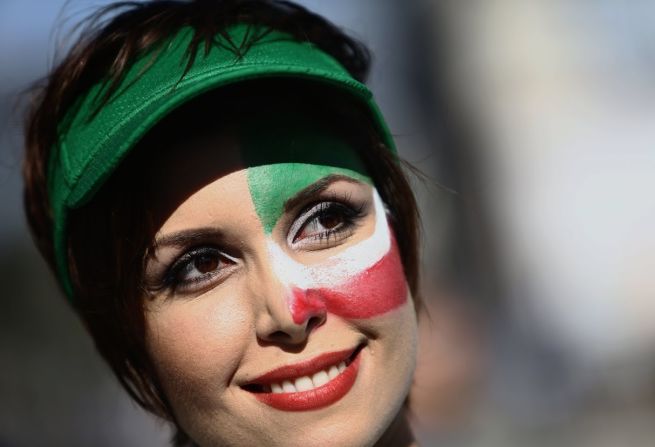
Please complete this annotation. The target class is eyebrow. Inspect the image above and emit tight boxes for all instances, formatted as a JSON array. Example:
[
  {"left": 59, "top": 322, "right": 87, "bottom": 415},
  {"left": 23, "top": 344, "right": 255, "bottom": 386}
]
[
  {"left": 152, "top": 174, "right": 363, "bottom": 250},
  {"left": 282, "top": 174, "right": 364, "bottom": 213},
  {"left": 153, "top": 227, "right": 224, "bottom": 250}
]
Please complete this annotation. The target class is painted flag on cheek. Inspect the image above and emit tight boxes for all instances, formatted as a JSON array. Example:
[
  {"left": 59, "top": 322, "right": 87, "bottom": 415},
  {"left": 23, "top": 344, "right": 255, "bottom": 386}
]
[{"left": 246, "top": 162, "right": 408, "bottom": 322}]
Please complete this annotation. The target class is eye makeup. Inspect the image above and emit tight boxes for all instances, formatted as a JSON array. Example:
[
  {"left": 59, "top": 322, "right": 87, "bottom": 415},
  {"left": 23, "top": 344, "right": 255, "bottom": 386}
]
[
  {"left": 286, "top": 192, "right": 368, "bottom": 251},
  {"left": 144, "top": 229, "right": 240, "bottom": 295},
  {"left": 162, "top": 247, "right": 239, "bottom": 292},
  {"left": 146, "top": 180, "right": 372, "bottom": 296}
]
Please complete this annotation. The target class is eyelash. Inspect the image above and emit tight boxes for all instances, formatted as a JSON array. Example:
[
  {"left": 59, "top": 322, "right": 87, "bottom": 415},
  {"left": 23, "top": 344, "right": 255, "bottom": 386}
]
[
  {"left": 288, "top": 195, "right": 367, "bottom": 250},
  {"left": 158, "top": 195, "right": 367, "bottom": 293},
  {"left": 161, "top": 246, "right": 236, "bottom": 294}
]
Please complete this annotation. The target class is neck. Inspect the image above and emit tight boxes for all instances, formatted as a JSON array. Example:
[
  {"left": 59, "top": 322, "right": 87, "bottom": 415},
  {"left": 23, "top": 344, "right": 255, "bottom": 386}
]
[{"left": 375, "top": 408, "right": 416, "bottom": 447}]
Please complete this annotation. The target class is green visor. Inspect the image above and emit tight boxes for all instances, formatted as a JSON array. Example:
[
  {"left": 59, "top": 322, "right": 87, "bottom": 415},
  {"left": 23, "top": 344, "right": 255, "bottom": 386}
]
[{"left": 49, "top": 23, "right": 396, "bottom": 299}]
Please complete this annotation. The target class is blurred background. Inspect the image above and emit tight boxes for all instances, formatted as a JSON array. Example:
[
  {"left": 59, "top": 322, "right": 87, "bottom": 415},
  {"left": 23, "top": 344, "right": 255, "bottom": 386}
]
[{"left": 1, "top": 0, "right": 654, "bottom": 446}]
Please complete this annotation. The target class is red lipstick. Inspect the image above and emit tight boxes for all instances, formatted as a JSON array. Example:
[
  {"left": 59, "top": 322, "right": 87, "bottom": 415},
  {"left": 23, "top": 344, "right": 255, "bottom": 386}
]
[{"left": 244, "top": 347, "right": 362, "bottom": 411}]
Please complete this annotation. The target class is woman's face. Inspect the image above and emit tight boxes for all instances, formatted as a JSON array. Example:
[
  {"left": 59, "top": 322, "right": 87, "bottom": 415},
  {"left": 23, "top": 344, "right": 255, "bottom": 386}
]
[{"left": 142, "top": 113, "right": 417, "bottom": 446}]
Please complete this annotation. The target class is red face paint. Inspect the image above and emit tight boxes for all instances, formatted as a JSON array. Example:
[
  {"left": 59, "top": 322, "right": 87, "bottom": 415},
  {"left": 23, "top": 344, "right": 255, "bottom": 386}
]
[{"left": 290, "top": 233, "right": 408, "bottom": 324}]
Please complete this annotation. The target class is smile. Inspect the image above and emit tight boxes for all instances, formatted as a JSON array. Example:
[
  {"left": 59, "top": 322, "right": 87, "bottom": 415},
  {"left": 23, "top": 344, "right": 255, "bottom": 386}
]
[{"left": 242, "top": 344, "right": 364, "bottom": 411}]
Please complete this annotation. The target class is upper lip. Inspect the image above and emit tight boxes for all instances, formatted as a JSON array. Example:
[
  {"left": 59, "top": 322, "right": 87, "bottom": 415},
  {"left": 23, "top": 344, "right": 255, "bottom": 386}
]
[{"left": 244, "top": 346, "right": 360, "bottom": 386}]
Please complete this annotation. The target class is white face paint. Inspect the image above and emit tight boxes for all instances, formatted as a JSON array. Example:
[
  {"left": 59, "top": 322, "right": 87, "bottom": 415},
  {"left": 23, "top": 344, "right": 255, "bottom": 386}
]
[{"left": 266, "top": 190, "right": 390, "bottom": 290}]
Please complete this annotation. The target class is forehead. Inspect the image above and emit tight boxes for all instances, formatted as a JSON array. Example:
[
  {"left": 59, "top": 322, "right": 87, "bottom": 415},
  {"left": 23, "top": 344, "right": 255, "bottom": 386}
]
[{"left": 143, "top": 104, "right": 372, "bottom": 230}]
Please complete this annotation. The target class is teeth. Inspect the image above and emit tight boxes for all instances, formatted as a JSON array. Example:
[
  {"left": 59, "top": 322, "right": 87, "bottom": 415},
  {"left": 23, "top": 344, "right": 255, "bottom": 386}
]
[
  {"left": 295, "top": 376, "right": 314, "bottom": 392},
  {"left": 265, "top": 360, "right": 349, "bottom": 394},
  {"left": 312, "top": 370, "right": 330, "bottom": 387},
  {"left": 282, "top": 380, "right": 297, "bottom": 393}
]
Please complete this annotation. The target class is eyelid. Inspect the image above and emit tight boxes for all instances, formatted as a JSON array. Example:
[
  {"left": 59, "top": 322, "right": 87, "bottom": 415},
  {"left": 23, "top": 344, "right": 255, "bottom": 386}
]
[
  {"left": 282, "top": 175, "right": 365, "bottom": 215},
  {"left": 286, "top": 198, "right": 367, "bottom": 250},
  {"left": 152, "top": 245, "right": 238, "bottom": 295},
  {"left": 171, "top": 246, "right": 239, "bottom": 265},
  {"left": 286, "top": 202, "right": 327, "bottom": 246}
]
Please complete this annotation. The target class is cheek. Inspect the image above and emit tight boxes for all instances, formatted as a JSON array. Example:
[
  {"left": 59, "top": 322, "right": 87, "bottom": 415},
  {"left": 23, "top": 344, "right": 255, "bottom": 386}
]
[
  {"left": 290, "top": 234, "right": 408, "bottom": 323},
  {"left": 146, "top": 298, "right": 250, "bottom": 400}
]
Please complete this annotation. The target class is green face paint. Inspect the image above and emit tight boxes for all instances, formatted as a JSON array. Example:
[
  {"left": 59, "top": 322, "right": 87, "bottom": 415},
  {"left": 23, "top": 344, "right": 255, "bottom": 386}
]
[{"left": 241, "top": 114, "right": 372, "bottom": 234}]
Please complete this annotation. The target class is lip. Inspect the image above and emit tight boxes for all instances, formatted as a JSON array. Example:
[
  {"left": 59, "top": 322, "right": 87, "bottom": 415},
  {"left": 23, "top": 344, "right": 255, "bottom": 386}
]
[
  {"left": 242, "top": 345, "right": 363, "bottom": 411},
  {"left": 248, "top": 347, "right": 356, "bottom": 384}
]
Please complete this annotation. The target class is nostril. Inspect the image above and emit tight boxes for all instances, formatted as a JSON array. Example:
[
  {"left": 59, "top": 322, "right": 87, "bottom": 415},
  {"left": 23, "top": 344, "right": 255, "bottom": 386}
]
[
  {"left": 305, "top": 314, "right": 325, "bottom": 333},
  {"left": 269, "top": 330, "right": 290, "bottom": 340},
  {"left": 257, "top": 288, "right": 327, "bottom": 345},
  {"left": 263, "top": 314, "right": 325, "bottom": 345}
]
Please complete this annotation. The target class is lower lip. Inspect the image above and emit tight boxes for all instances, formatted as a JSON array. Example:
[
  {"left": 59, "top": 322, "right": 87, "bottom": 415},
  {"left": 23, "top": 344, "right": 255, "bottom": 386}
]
[{"left": 252, "top": 352, "right": 361, "bottom": 411}]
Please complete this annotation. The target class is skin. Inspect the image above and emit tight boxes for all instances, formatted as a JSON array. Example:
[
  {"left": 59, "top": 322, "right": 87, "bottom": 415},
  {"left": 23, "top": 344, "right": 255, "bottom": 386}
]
[{"left": 142, "top": 113, "right": 418, "bottom": 446}]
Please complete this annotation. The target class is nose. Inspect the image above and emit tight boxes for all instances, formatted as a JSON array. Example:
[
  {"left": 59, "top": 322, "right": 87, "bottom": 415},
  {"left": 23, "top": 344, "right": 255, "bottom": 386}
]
[{"left": 255, "top": 284, "right": 327, "bottom": 346}]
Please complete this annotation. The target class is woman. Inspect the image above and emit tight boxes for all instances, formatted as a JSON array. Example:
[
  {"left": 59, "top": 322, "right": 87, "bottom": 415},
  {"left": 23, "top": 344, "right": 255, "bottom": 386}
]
[{"left": 23, "top": 1, "right": 422, "bottom": 445}]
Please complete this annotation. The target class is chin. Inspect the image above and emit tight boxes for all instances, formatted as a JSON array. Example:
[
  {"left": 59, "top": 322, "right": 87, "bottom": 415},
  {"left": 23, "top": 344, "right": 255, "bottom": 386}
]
[{"left": 193, "top": 319, "right": 416, "bottom": 446}]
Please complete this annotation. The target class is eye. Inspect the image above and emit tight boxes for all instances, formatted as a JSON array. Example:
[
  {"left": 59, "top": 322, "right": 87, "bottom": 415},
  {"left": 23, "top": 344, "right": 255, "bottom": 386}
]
[
  {"left": 165, "top": 246, "right": 237, "bottom": 292},
  {"left": 289, "top": 201, "right": 365, "bottom": 249}
]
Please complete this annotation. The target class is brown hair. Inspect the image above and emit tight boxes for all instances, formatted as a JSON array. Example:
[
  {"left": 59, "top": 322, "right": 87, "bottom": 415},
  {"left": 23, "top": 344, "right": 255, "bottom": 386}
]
[{"left": 23, "top": 1, "right": 420, "bottom": 444}]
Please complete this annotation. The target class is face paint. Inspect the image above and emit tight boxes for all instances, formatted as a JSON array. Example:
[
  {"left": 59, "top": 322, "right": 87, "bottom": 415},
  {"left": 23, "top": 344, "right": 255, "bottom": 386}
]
[
  {"left": 270, "top": 191, "right": 408, "bottom": 322},
  {"left": 290, "top": 234, "right": 406, "bottom": 322},
  {"left": 247, "top": 163, "right": 369, "bottom": 234},
  {"left": 240, "top": 113, "right": 407, "bottom": 322},
  {"left": 241, "top": 114, "right": 371, "bottom": 234}
]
